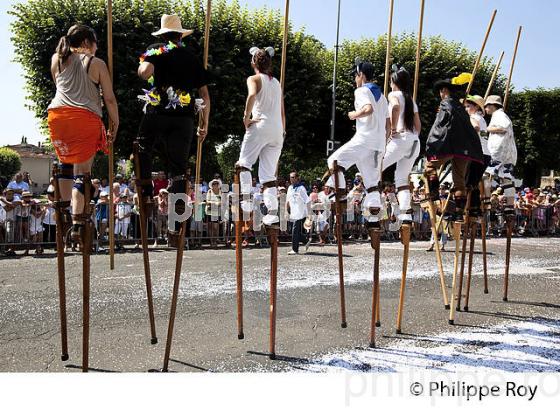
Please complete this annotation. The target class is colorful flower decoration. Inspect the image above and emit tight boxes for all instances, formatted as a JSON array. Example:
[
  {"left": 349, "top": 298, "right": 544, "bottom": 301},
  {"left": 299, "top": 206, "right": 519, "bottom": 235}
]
[
  {"left": 138, "top": 87, "right": 162, "bottom": 113},
  {"left": 139, "top": 41, "right": 183, "bottom": 64}
]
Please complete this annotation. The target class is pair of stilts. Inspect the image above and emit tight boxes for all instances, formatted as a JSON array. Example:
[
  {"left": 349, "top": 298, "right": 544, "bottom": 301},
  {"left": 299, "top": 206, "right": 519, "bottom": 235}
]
[{"left": 233, "top": 169, "right": 279, "bottom": 358}]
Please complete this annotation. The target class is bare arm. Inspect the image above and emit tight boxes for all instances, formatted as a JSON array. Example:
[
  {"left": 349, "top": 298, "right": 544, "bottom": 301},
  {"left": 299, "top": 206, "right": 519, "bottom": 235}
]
[
  {"left": 385, "top": 118, "right": 391, "bottom": 140},
  {"left": 470, "top": 116, "right": 480, "bottom": 133},
  {"left": 50, "top": 54, "right": 59, "bottom": 83},
  {"left": 487, "top": 125, "right": 507, "bottom": 134},
  {"left": 348, "top": 104, "right": 373, "bottom": 120},
  {"left": 93, "top": 58, "right": 119, "bottom": 142},
  {"left": 243, "top": 76, "right": 260, "bottom": 129},
  {"left": 137, "top": 62, "right": 154, "bottom": 81},
  {"left": 413, "top": 112, "right": 421, "bottom": 134},
  {"left": 389, "top": 95, "right": 399, "bottom": 133},
  {"left": 197, "top": 85, "right": 211, "bottom": 140}
]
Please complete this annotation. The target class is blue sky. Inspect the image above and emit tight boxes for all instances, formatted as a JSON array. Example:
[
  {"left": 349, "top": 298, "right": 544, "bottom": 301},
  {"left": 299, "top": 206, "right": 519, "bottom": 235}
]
[{"left": 0, "top": 0, "right": 552, "bottom": 146}]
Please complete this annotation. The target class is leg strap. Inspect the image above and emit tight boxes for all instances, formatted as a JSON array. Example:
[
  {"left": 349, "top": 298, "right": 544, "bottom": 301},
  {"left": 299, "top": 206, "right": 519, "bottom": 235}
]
[
  {"left": 397, "top": 185, "right": 410, "bottom": 192},
  {"left": 73, "top": 175, "right": 86, "bottom": 195},
  {"left": 262, "top": 180, "right": 277, "bottom": 189},
  {"left": 366, "top": 186, "right": 379, "bottom": 194}
]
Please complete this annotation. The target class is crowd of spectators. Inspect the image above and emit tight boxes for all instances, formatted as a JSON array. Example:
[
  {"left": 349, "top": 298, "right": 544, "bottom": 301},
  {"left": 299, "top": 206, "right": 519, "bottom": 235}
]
[{"left": 1, "top": 169, "right": 559, "bottom": 257}]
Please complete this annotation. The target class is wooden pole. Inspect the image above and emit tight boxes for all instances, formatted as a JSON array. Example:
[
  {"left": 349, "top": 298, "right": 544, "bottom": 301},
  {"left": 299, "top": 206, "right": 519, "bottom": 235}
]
[
  {"left": 465, "top": 9, "right": 497, "bottom": 96},
  {"left": 456, "top": 193, "right": 472, "bottom": 311},
  {"left": 195, "top": 0, "right": 212, "bottom": 194},
  {"left": 448, "top": 221, "right": 462, "bottom": 324},
  {"left": 369, "top": 228, "right": 381, "bottom": 347},
  {"left": 484, "top": 51, "right": 505, "bottom": 100},
  {"left": 412, "top": 0, "right": 425, "bottom": 102},
  {"left": 425, "top": 196, "right": 450, "bottom": 309},
  {"left": 81, "top": 175, "right": 93, "bottom": 372},
  {"left": 133, "top": 142, "right": 158, "bottom": 344},
  {"left": 234, "top": 171, "right": 244, "bottom": 339},
  {"left": 395, "top": 224, "right": 411, "bottom": 334},
  {"left": 463, "top": 221, "right": 477, "bottom": 311},
  {"left": 107, "top": 0, "right": 115, "bottom": 270},
  {"left": 383, "top": 0, "right": 395, "bottom": 97},
  {"left": 52, "top": 165, "right": 69, "bottom": 361},
  {"left": 280, "top": 0, "right": 290, "bottom": 90},
  {"left": 503, "top": 218, "right": 513, "bottom": 301},
  {"left": 503, "top": 26, "right": 522, "bottom": 111},
  {"left": 268, "top": 227, "right": 278, "bottom": 359},
  {"left": 333, "top": 161, "right": 347, "bottom": 328}
]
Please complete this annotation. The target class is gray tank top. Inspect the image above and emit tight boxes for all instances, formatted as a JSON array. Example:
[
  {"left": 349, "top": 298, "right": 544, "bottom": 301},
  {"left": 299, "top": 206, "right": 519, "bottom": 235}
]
[{"left": 48, "top": 53, "right": 102, "bottom": 118}]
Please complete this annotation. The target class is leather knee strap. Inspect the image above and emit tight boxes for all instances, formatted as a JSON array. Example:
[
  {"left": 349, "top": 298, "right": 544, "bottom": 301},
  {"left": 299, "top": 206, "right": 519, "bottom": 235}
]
[{"left": 262, "top": 180, "right": 277, "bottom": 189}]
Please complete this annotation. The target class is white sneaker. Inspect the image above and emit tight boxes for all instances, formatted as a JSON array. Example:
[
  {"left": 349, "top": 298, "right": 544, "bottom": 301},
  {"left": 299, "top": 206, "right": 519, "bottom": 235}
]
[{"left": 287, "top": 250, "right": 298, "bottom": 255}]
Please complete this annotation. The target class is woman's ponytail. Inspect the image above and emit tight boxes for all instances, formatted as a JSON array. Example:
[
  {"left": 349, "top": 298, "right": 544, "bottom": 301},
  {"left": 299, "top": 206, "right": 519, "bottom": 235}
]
[{"left": 56, "top": 35, "right": 71, "bottom": 64}]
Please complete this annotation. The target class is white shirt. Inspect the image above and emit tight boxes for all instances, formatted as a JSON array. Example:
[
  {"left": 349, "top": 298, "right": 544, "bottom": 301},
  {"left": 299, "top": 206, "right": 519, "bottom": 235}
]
[
  {"left": 388, "top": 90, "right": 419, "bottom": 136},
  {"left": 287, "top": 185, "right": 310, "bottom": 221},
  {"left": 7, "top": 180, "right": 29, "bottom": 200},
  {"left": 488, "top": 108, "right": 517, "bottom": 165},
  {"left": 252, "top": 74, "right": 283, "bottom": 132},
  {"left": 43, "top": 204, "right": 56, "bottom": 225},
  {"left": 353, "top": 85, "right": 389, "bottom": 151},
  {"left": 471, "top": 112, "right": 489, "bottom": 156},
  {"left": 0, "top": 206, "right": 5, "bottom": 223},
  {"left": 117, "top": 202, "right": 132, "bottom": 222}
]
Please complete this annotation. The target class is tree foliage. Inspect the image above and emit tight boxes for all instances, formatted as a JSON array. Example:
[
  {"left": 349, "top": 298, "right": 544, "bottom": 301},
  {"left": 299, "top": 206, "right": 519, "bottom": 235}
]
[
  {"left": 13, "top": 0, "right": 556, "bottom": 187},
  {"left": 508, "top": 89, "right": 560, "bottom": 185},
  {"left": 0, "top": 147, "right": 22, "bottom": 180}
]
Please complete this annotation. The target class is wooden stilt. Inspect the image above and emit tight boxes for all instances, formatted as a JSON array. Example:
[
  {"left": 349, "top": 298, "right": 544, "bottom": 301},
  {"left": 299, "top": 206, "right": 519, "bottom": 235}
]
[
  {"left": 268, "top": 227, "right": 279, "bottom": 359},
  {"left": 448, "top": 221, "right": 463, "bottom": 324},
  {"left": 464, "top": 221, "right": 477, "bottom": 311},
  {"left": 52, "top": 165, "right": 69, "bottom": 361},
  {"left": 81, "top": 175, "right": 93, "bottom": 372},
  {"left": 425, "top": 196, "right": 450, "bottom": 309},
  {"left": 162, "top": 176, "right": 190, "bottom": 372},
  {"left": 369, "top": 227, "right": 381, "bottom": 347},
  {"left": 455, "top": 192, "right": 472, "bottom": 311},
  {"left": 395, "top": 223, "right": 411, "bottom": 334},
  {"left": 132, "top": 142, "right": 158, "bottom": 344},
  {"left": 332, "top": 161, "right": 347, "bottom": 328},
  {"left": 503, "top": 217, "right": 513, "bottom": 302},
  {"left": 480, "top": 181, "right": 489, "bottom": 294},
  {"left": 234, "top": 170, "right": 244, "bottom": 339}
]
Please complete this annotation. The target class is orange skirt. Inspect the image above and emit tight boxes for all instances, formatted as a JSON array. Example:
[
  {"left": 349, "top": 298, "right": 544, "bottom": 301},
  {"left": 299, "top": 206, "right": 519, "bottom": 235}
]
[{"left": 47, "top": 107, "right": 107, "bottom": 164}]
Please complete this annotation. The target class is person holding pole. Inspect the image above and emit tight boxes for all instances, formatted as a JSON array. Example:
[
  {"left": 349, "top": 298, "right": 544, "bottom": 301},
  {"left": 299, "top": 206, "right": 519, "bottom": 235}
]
[
  {"left": 235, "top": 46, "right": 285, "bottom": 229},
  {"left": 381, "top": 65, "right": 421, "bottom": 224},
  {"left": 325, "top": 60, "right": 390, "bottom": 225},
  {"left": 136, "top": 14, "right": 210, "bottom": 246},
  {"left": 423, "top": 73, "right": 484, "bottom": 222},
  {"left": 47, "top": 24, "right": 119, "bottom": 366},
  {"left": 484, "top": 95, "right": 517, "bottom": 215}
]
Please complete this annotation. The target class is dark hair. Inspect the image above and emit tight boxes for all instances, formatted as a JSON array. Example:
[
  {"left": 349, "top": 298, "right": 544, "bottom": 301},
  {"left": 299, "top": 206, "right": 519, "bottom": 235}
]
[
  {"left": 160, "top": 32, "right": 183, "bottom": 43},
  {"left": 56, "top": 24, "right": 97, "bottom": 64},
  {"left": 391, "top": 69, "right": 415, "bottom": 132},
  {"left": 252, "top": 49, "right": 272, "bottom": 75}
]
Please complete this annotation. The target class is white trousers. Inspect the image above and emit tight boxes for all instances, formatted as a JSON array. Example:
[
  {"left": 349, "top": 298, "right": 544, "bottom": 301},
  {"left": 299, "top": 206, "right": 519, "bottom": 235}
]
[
  {"left": 327, "top": 137, "right": 383, "bottom": 190},
  {"left": 382, "top": 135, "right": 420, "bottom": 187},
  {"left": 237, "top": 124, "right": 283, "bottom": 185}
]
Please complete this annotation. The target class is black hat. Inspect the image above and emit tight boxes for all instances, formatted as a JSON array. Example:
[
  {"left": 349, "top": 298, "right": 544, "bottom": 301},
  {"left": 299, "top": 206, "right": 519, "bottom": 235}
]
[
  {"left": 351, "top": 58, "right": 375, "bottom": 80},
  {"left": 433, "top": 72, "right": 472, "bottom": 92}
]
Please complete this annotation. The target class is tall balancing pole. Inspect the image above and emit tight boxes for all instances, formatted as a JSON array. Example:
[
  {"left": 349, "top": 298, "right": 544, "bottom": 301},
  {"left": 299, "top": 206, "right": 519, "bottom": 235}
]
[
  {"left": 107, "top": 0, "right": 115, "bottom": 270},
  {"left": 370, "top": 0, "right": 395, "bottom": 347},
  {"left": 268, "top": 0, "right": 290, "bottom": 360},
  {"left": 484, "top": 51, "right": 505, "bottom": 100},
  {"left": 396, "top": 0, "right": 426, "bottom": 335},
  {"left": 195, "top": 0, "right": 212, "bottom": 194},
  {"left": 502, "top": 26, "right": 522, "bottom": 302},
  {"left": 465, "top": 9, "right": 497, "bottom": 96}
]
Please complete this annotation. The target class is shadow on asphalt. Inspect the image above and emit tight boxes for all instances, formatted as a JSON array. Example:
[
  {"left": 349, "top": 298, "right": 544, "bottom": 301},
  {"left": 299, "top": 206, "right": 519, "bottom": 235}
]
[{"left": 65, "top": 364, "right": 120, "bottom": 373}]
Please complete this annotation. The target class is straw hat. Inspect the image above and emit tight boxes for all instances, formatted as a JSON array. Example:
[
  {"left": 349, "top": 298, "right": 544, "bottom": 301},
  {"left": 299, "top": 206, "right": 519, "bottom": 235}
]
[
  {"left": 466, "top": 95, "right": 485, "bottom": 112},
  {"left": 151, "top": 14, "right": 194, "bottom": 38},
  {"left": 22, "top": 191, "right": 33, "bottom": 198},
  {"left": 485, "top": 95, "right": 503, "bottom": 107}
]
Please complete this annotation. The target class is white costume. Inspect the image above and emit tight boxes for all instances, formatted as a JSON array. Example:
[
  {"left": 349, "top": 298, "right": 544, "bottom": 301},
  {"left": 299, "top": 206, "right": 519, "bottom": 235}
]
[
  {"left": 237, "top": 73, "right": 284, "bottom": 225},
  {"left": 487, "top": 108, "right": 517, "bottom": 205},
  {"left": 327, "top": 83, "right": 389, "bottom": 222},
  {"left": 382, "top": 90, "right": 420, "bottom": 222}
]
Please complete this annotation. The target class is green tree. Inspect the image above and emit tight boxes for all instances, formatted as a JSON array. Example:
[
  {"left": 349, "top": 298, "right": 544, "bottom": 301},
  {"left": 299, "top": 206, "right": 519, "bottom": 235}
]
[
  {"left": 0, "top": 147, "right": 22, "bottom": 181},
  {"left": 508, "top": 89, "right": 560, "bottom": 186}
]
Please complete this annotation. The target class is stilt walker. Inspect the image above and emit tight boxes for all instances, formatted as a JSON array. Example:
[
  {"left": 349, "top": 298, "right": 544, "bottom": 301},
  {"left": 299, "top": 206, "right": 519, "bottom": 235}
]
[
  {"left": 133, "top": 12, "right": 210, "bottom": 371},
  {"left": 392, "top": 0, "right": 425, "bottom": 335},
  {"left": 233, "top": 43, "right": 285, "bottom": 357},
  {"left": 423, "top": 72, "right": 484, "bottom": 325},
  {"left": 52, "top": 164, "right": 70, "bottom": 361},
  {"left": 495, "top": 26, "right": 522, "bottom": 302},
  {"left": 47, "top": 19, "right": 120, "bottom": 369},
  {"left": 107, "top": 0, "right": 116, "bottom": 270}
]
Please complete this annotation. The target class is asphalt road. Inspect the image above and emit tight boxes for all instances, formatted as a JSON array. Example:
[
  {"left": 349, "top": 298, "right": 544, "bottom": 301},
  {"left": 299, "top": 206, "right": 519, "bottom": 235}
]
[{"left": 0, "top": 236, "right": 559, "bottom": 372}]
